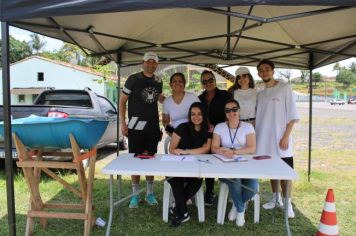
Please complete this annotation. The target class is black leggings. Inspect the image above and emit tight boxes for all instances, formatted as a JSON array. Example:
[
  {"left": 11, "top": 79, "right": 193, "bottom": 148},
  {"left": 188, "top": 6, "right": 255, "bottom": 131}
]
[{"left": 168, "top": 177, "right": 202, "bottom": 217}]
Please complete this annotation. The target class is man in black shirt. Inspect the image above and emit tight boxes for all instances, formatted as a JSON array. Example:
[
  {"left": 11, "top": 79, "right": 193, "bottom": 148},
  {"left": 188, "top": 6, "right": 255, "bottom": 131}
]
[
  {"left": 198, "top": 70, "right": 231, "bottom": 206},
  {"left": 120, "top": 52, "right": 165, "bottom": 209}
]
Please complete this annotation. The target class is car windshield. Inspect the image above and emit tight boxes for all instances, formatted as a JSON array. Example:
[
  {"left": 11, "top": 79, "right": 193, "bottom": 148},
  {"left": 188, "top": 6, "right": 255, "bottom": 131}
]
[{"left": 35, "top": 91, "right": 93, "bottom": 107}]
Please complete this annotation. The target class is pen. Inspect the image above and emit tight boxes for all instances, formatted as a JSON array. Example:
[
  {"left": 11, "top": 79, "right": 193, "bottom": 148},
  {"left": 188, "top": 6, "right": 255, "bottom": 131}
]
[
  {"left": 198, "top": 159, "right": 211, "bottom": 164},
  {"left": 181, "top": 156, "right": 186, "bottom": 162}
]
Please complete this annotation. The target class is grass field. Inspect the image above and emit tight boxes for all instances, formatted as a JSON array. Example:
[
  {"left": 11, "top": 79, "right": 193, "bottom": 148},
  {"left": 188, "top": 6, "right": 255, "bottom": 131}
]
[{"left": 1, "top": 105, "right": 355, "bottom": 236}]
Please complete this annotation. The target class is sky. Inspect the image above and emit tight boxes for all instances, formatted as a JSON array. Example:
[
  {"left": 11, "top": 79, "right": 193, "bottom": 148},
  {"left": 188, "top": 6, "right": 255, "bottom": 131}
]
[{"left": 6, "top": 27, "right": 356, "bottom": 79}]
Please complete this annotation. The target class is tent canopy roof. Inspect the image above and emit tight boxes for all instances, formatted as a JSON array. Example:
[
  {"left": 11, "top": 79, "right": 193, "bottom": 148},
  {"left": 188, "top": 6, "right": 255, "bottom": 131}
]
[{"left": 1, "top": 1, "right": 356, "bottom": 69}]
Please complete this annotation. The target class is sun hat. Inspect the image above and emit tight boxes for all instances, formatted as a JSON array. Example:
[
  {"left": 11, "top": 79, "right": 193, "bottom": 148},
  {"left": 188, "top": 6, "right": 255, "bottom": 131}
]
[
  {"left": 235, "top": 67, "right": 250, "bottom": 76},
  {"left": 143, "top": 52, "right": 159, "bottom": 63}
]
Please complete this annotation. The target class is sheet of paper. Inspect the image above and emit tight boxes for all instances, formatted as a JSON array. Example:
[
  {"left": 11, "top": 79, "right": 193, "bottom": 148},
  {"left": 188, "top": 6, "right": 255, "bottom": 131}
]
[
  {"left": 161, "top": 155, "right": 195, "bottom": 162},
  {"left": 213, "top": 154, "right": 247, "bottom": 162}
]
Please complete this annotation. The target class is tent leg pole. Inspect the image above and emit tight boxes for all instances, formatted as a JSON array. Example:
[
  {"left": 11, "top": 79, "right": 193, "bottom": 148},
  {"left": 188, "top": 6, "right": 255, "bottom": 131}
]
[
  {"left": 308, "top": 52, "right": 314, "bottom": 182},
  {"left": 2, "top": 21, "right": 17, "bottom": 236}
]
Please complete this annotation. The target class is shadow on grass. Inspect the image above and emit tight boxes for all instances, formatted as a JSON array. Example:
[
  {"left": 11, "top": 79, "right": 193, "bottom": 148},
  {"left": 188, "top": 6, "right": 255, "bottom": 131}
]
[{"left": 0, "top": 167, "right": 318, "bottom": 236}]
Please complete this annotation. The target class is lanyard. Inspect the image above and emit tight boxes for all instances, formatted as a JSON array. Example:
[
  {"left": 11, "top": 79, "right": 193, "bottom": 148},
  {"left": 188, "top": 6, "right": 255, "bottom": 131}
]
[{"left": 228, "top": 122, "right": 240, "bottom": 150}]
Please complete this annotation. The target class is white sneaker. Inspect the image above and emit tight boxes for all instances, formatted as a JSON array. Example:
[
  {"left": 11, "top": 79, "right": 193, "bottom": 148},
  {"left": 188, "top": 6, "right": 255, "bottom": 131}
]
[
  {"left": 263, "top": 193, "right": 284, "bottom": 210},
  {"left": 228, "top": 204, "right": 237, "bottom": 221},
  {"left": 287, "top": 198, "right": 295, "bottom": 218},
  {"left": 236, "top": 211, "right": 245, "bottom": 227},
  {"left": 262, "top": 201, "right": 276, "bottom": 209}
]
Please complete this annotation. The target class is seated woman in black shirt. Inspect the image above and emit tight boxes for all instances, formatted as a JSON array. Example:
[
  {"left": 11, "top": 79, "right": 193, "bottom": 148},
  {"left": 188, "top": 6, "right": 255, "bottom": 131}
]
[{"left": 168, "top": 102, "right": 212, "bottom": 227}]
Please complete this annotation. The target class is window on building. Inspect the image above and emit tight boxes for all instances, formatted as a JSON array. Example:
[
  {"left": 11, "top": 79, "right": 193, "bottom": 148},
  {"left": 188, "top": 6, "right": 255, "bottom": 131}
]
[
  {"left": 37, "top": 72, "right": 44, "bottom": 81},
  {"left": 18, "top": 95, "right": 25, "bottom": 103},
  {"left": 32, "top": 94, "right": 38, "bottom": 102}
]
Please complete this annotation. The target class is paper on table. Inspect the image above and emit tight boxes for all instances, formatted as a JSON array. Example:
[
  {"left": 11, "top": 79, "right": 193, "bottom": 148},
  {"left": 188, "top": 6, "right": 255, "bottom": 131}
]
[
  {"left": 213, "top": 154, "right": 247, "bottom": 162},
  {"left": 161, "top": 155, "right": 195, "bottom": 162}
]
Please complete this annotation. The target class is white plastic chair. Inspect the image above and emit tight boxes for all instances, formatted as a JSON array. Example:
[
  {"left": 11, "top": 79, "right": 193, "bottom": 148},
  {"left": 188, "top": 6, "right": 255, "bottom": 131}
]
[
  {"left": 162, "top": 135, "right": 205, "bottom": 223},
  {"left": 162, "top": 181, "right": 205, "bottom": 223},
  {"left": 217, "top": 181, "right": 260, "bottom": 224}
]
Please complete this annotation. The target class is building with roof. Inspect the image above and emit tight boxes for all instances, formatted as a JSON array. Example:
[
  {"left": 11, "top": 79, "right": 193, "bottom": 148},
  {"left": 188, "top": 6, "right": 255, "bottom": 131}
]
[{"left": 0, "top": 56, "right": 118, "bottom": 105}]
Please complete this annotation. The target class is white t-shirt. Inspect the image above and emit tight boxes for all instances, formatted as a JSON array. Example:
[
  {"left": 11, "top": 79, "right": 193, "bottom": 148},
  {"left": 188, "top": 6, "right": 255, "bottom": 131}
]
[
  {"left": 163, "top": 92, "right": 200, "bottom": 128},
  {"left": 255, "top": 81, "right": 299, "bottom": 157},
  {"left": 214, "top": 121, "right": 255, "bottom": 150},
  {"left": 233, "top": 88, "right": 258, "bottom": 120}
]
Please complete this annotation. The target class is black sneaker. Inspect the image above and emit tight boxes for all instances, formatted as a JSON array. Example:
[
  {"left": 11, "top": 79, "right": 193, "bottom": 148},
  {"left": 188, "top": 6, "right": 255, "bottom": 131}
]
[
  {"left": 170, "top": 212, "right": 190, "bottom": 227},
  {"left": 204, "top": 192, "right": 214, "bottom": 206},
  {"left": 169, "top": 207, "right": 178, "bottom": 218}
]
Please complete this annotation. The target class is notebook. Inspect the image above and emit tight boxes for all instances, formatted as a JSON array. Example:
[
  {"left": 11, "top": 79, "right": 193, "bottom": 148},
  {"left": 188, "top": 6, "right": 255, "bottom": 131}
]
[{"left": 213, "top": 154, "right": 248, "bottom": 162}]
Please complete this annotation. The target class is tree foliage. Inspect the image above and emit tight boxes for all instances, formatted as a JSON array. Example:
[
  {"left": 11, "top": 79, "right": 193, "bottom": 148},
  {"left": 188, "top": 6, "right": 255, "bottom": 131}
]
[
  {"left": 312, "top": 72, "right": 322, "bottom": 86},
  {"left": 29, "top": 33, "right": 46, "bottom": 55},
  {"left": 300, "top": 70, "right": 310, "bottom": 83},
  {"left": 335, "top": 63, "right": 356, "bottom": 88},
  {"left": 0, "top": 35, "right": 32, "bottom": 65}
]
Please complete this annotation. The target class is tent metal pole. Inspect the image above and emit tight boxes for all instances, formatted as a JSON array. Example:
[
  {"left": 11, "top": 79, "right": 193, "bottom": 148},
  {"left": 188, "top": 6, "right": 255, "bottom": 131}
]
[
  {"left": 315, "top": 40, "right": 356, "bottom": 67},
  {"left": 231, "top": 6, "right": 254, "bottom": 54},
  {"left": 115, "top": 52, "right": 124, "bottom": 221},
  {"left": 308, "top": 52, "right": 314, "bottom": 182},
  {"left": 116, "top": 52, "right": 122, "bottom": 157},
  {"left": 1, "top": 21, "right": 16, "bottom": 236},
  {"left": 48, "top": 17, "right": 89, "bottom": 56},
  {"left": 226, "top": 7, "right": 231, "bottom": 60},
  {"left": 303, "top": 34, "right": 356, "bottom": 47}
]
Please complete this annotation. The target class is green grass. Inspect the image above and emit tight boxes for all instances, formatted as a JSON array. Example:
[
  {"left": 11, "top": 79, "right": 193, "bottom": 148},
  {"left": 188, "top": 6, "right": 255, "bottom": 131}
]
[{"left": 1, "top": 113, "right": 355, "bottom": 235}]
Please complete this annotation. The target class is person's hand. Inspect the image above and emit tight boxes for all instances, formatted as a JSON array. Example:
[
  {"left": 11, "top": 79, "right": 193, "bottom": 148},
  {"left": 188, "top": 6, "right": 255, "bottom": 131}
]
[
  {"left": 173, "top": 149, "right": 185, "bottom": 155},
  {"left": 121, "top": 122, "right": 128, "bottom": 137},
  {"left": 279, "top": 136, "right": 289, "bottom": 150},
  {"left": 220, "top": 148, "right": 235, "bottom": 158}
]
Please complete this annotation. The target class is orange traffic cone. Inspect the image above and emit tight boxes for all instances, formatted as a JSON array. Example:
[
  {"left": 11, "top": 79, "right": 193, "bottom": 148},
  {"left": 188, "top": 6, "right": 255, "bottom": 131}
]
[{"left": 316, "top": 189, "right": 339, "bottom": 236}]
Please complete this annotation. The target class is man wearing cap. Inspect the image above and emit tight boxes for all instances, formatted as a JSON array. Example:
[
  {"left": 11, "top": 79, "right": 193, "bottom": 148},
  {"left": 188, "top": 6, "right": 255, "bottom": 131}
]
[
  {"left": 255, "top": 59, "right": 299, "bottom": 218},
  {"left": 230, "top": 67, "right": 257, "bottom": 126},
  {"left": 119, "top": 52, "right": 165, "bottom": 208},
  {"left": 198, "top": 70, "right": 231, "bottom": 206}
]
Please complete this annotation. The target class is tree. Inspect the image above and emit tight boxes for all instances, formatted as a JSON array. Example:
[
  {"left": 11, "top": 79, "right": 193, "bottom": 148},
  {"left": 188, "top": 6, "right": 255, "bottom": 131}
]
[
  {"left": 300, "top": 70, "right": 310, "bottom": 84},
  {"left": 29, "top": 33, "right": 46, "bottom": 55},
  {"left": 349, "top": 62, "right": 356, "bottom": 73},
  {"left": 333, "top": 62, "right": 342, "bottom": 72},
  {"left": 336, "top": 68, "right": 356, "bottom": 88},
  {"left": 0, "top": 35, "right": 32, "bottom": 64},
  {"left": 276, "top": 69, "right": 292, "bottom": 83},
  {"left": 312, "top": 72, "right": 322, "bottom": 86}
]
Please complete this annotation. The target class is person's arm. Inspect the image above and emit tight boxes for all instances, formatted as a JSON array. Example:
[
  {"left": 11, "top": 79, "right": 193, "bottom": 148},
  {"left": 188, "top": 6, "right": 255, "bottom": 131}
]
[
  {"left": 233, "top": 133, "right": 256, "bottom": 155},
  {"left": 158, "top": 93, "right": 165, "bottom": 103},
  {"left": 279, "top": 120, "right": 296, "bottom": 150},
  {"left": 211, "top": 133, "right": 235, "bottom": 158},
  {"left": 188, "top": 139, "right": 212, "bottom": 155},
  {"left": 119, "top": 92, "right": 129, "bottom": 137},
  {"left": 162, "top": 113, "right": 170, "bottom": 128},
  {"left": 169, "top": 132, "right": 184, "bottom": 155}
]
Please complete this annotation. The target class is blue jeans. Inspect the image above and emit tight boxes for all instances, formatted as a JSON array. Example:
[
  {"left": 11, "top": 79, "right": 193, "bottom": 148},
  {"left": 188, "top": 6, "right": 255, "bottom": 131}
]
[{"left": 220, "top": 178, "right": 258, "bottom": 213}]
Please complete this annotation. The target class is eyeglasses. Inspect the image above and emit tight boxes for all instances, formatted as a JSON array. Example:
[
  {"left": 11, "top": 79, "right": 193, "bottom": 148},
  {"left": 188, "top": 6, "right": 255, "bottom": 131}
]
[
  {"left": 224, "top": 107, "right": 239, "bottom": 113},
  {"left": 201, "top": 78, "right": 215, "bottom": 85}
]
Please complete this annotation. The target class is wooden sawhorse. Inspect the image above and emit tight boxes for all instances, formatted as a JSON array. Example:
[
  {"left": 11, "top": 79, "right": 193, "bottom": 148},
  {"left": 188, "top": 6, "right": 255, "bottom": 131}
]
[{"left": 13, "top": 133, "right": 97, "bottom": 236}]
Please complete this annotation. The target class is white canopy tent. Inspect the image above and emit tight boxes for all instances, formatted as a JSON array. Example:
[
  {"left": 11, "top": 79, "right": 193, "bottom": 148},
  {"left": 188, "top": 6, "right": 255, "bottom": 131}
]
[{"left": 1, "top": 1, "right": 356, "bottom": 234}]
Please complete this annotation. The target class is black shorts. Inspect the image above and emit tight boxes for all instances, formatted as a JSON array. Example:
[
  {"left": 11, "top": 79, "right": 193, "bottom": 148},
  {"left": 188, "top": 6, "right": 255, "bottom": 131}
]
[
  {"left": 282, "top": 157, "right": 294, "bottom": 169},
  {"left": 128, "top": 129, "right": 160, "bottom": 154}
]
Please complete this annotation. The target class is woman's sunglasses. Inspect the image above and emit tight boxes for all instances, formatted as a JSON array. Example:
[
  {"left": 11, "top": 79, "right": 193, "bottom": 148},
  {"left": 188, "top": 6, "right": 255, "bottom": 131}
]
[
  {"left": 201, "top": 78, "right": 215, "bottom": 85},
  {"left": 224, "top": 107, "right": 239, "bottom": 113}
]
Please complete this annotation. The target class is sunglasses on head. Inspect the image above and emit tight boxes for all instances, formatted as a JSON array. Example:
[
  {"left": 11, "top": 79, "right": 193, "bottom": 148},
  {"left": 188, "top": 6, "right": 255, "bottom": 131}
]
[
  {"left": 224, "top": 107, "right": 239, "bottom": 113},
  {"left": 201, "top": 78, "right": 215, "bottom": 85}
]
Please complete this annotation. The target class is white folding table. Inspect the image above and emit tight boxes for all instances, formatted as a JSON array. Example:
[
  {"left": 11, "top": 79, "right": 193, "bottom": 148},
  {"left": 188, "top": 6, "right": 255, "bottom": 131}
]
[{"left": 102, "top": 153, "right": 298, "bottom": 236}]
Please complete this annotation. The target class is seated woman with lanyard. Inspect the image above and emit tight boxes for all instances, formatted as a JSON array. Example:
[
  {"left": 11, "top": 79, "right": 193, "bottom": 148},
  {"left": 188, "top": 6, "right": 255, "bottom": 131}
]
[
  {"left": 211, "top": 99, "right": 257, "bottom": 227},
  {"left": 168, "top": 102, "right": 212, "bottom": 227}
]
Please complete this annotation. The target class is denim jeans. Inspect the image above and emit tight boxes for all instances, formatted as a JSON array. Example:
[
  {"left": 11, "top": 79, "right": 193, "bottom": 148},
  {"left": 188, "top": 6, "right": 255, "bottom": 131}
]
[{"left": 220, "top": 178, "right": 258, "bottom": 213}]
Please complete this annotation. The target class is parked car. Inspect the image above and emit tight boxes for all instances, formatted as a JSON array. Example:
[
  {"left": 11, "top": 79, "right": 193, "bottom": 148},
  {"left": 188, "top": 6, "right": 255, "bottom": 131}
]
[
  {"left": 347, "top": 97, "right": 356, "bottom": 104},
  {"left": 0, "top": 88, "right": 127, "bottom": 159},
  {"left": 330, "top": 99, "right": 346, "bottom": 105}
]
